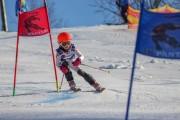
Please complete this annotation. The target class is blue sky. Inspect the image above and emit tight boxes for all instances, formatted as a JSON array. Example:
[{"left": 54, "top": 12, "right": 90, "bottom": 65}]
[
  {"left": 2, "top": 0, "right": 112, "bottom": 32},
  {"left": 54, "top": 0, "right": 104, "bottom": 27}
]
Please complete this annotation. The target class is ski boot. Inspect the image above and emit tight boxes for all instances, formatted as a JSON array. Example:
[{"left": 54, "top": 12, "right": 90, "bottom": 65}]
[
  {"left": 68, "top": 81, "right": 81, "bottom": 92},
  {"left": 92, "top": 82, "right": 105, "bottom": 93},
  {"left": 70, "top": 87, "right": 81, "bottom": 92}
]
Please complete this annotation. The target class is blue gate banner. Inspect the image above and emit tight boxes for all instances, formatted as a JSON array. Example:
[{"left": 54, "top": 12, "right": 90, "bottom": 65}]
[{"left": 136, "top": 6, "right": 180, "bottom": 59}]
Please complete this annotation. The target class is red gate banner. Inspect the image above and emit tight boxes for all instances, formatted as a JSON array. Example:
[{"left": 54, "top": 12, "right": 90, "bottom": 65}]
[
  {"left": 18, "top": 6, "right": 49, "bottom": 36},
  {"left": 13, "top": 0, "right": 59, "bottom": 96}
]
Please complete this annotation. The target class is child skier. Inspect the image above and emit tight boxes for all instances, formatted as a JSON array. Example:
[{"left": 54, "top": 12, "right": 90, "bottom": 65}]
[{"left": 56, "top": 32, "right": 105, "bottom": 92}]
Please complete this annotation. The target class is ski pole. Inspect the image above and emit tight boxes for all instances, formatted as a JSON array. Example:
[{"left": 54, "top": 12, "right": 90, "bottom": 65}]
[
  {"left": 59, "top": 74, "right": 64, "bottom": 91},
  {"left": 81, "top": 63, "right": 110, "bottom": 73}
]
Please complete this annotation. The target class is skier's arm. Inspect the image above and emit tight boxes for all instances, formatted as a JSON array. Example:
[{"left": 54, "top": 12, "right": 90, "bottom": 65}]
[
  {"left": 72, "top": 49, "right": 84, "bottom": 67},
  {"left": 56, "top": 53, "right": 69, "bottom": 74},
  {"left": 56, "top": 53, "right": 62, "bottom": 68},
  {"left": 75, "top": 48, "right": 84, "bottom": 61}
]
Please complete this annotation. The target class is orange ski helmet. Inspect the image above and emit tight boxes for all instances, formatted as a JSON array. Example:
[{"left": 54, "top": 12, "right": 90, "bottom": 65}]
[{"left": 57, "top": 32, "right": 72, "bottom": 43}]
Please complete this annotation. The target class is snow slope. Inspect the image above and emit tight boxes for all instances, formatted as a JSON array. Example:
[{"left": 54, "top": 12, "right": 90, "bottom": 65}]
[{"left": 0, "top": 25, "right": 180, "bottom": 120}]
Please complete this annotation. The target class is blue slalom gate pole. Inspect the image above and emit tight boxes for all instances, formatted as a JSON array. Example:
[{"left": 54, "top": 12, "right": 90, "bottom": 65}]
[{"left": 125, "top": 51, "right": 137, "bottom": 120}]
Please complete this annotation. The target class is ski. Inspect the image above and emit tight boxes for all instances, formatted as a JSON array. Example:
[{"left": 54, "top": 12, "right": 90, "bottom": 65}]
[{"left": 60, "top": 87, "right": 105, "bottom": 93}]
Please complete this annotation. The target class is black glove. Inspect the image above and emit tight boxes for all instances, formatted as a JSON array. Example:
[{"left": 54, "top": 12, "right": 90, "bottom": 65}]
[{"left": 62, "top": 61, "right": 69, "bottom": 67}]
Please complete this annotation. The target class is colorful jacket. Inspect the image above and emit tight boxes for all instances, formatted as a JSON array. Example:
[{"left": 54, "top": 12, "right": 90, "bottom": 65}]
[{"left": 56, "top": 44, "right": 84, "bottom": 68}]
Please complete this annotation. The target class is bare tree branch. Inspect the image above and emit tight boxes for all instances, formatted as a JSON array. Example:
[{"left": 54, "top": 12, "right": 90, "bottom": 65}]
[{"left": 88, "top": 0, "right": 121, "bottom": 24}]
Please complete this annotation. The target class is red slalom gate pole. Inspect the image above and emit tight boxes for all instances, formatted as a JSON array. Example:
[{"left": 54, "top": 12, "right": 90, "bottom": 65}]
[
  {"left": 13, "top": 36, "right": 20, "bottom": 96},
  {"left": 13, "top": 0, "right": 22, "bottom": 96},
  {"left": 44, "top": 0, "right": 59, "bottom": 92}
]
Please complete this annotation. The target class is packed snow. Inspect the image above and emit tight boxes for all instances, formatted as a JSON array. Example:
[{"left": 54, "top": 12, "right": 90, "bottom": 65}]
[{"left": 0, "top": 25, "right": 180, "bottom": 120}]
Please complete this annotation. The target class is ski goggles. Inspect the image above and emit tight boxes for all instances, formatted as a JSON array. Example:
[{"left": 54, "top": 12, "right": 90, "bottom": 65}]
[{"left": 59, "top": 41, "right": 71, "bottom": 47}]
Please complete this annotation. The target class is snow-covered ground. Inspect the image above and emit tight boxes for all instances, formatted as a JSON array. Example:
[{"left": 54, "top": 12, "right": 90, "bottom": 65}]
[{"left": 0, "top": 25, "right": 180, "bottom": 120}]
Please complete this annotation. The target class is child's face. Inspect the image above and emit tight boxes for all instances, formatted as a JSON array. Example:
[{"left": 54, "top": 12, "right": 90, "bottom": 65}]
[{"left": 59, "top": 41, "right": 71, "bottom": 50}]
